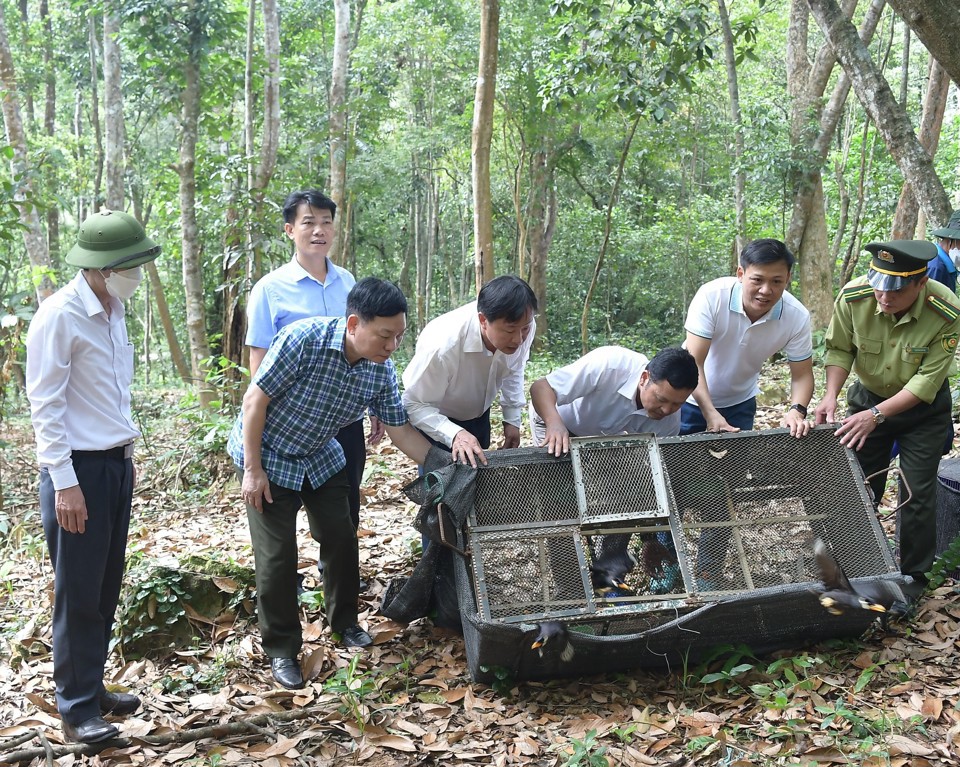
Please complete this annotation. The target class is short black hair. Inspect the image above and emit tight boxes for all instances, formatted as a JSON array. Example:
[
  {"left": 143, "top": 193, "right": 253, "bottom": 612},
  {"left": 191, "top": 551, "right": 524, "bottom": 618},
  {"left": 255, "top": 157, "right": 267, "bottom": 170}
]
[
  {"left": 477, "top": 275, "right": 538, "bottom": 323},
  {"left": 282, "top": 190, "right": 337, "bottom": 224},
  {"left": 347, "top": 277, "right": 407, "bottom": 321},
  {"left": 646, "top": 347, "right": 698, "bottom": 391},
  {"left": 739, "top": 238, "right": 795, "bottom": 272}
]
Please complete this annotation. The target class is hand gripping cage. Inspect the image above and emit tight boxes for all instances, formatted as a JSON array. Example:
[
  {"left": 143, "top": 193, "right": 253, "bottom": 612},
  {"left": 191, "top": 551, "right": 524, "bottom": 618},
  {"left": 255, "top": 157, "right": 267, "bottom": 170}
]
[{"left": 389, "top": 427, "right": 909, "bottom": 682}]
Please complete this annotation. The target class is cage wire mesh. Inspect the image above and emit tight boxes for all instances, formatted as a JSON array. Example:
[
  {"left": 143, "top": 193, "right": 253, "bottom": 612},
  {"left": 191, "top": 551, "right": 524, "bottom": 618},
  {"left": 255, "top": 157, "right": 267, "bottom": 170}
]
[{"left": 466, "top": 427, "right": 898, "bottom": 647}]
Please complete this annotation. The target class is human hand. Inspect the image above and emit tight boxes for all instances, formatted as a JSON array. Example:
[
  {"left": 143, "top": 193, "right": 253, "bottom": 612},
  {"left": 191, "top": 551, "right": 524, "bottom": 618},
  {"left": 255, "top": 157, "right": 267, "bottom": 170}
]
[
  {"left": 501, "top": 423, "right": 521, "bottom": 450},
  {"left": 781, "top": 407, "right": 811, "bottom": 438},
  {"left": 451, "top": 429, "right": 487, "bottom": 467},
  {"left": 705, "top": 414, "right": 739, "bottom": 433},
  {"left": 834, "top": 409, "right": 877, "bottom": 451},
  {"left": 56, "top": 485, "right": 88, "bottom": 534},
  {"left": 814, "top": 396, "right": 838, "bottom": 425},
  {"left": 368, "top": 415, "right": 385, "bottom": 446},
  {"left": 542, "top": 421, "right": 570, "bottom": 456},
  {"left": 242, "top": 466, "right": 273, "bottom": 513}
]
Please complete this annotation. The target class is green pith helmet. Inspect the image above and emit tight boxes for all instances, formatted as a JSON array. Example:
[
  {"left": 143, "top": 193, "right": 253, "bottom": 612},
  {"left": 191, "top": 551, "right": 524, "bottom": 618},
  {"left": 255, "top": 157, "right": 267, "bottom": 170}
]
[{"left": 64, "top": 209, "right": 161, "bottom": 270}]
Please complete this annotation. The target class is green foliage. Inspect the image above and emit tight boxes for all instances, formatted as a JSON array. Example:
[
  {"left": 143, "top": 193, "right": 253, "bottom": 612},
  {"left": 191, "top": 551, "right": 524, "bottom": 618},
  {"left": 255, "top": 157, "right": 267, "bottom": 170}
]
[
  {"left": 161, "top": 650, "right": 236, "bottom": 694},
  {"left": 926, "top": 533, "right": 960, "bottom": 591},
  {"left": 478, "top": 664, "right": 516, "bottom": 696},
  {"left": 114, "top": 562, "right": 191, "bottom": 656},
  {"left": 558, "top": 729, "right": 608, "bottom": 767}
]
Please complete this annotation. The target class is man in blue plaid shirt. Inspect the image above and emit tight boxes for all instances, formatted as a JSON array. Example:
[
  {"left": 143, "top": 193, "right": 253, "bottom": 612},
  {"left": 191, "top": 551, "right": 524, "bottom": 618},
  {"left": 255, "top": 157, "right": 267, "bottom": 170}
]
[{"left": 228, "top": 277, "right": 433, "bottom": 689}]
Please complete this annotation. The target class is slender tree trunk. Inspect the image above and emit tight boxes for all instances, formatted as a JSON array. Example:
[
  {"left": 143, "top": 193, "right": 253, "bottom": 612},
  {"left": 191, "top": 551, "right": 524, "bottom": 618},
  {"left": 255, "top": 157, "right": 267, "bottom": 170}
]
[
  {"left": 178, "top": 42, "right": 214, "bottom": 406},
  {"left": 717, "top": 0, "right": 747, "bottom": 254},
  {"left": 887, "top": 0, "right": 960, "bottom": 89},
  {"left": 328, "top": 0, "right": 350, "bottom": 265},
  {"left": 527, "top": 147, "right": 556, "bottom": 346},
  {"left": 0, "top": 3, "right": 54, "bottom": 303},
  {"left": 580, "top": 115, "right": 641, "bottom": 355},
  {"left": 40, "top": 0, "right": 58, "bottom": 260},
  {"left": 472, "top": 0, "right": 498, "bottom": 289},
  {"left": 806, "top": 0, "right": 953, "bottom": 227},
  {"left": 103, "top": 11, "right": 124, "bottom": 210},
  {"left": 891, "top": 59, "right": 950, "bottom": 239},
  {"left": 88, "top": 15, "right": 103, "bottom": 208}
]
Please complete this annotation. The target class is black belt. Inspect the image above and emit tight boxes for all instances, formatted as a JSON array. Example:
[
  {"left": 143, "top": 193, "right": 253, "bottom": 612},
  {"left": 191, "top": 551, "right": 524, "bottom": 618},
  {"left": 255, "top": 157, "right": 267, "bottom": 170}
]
[{"left": 72, "top": 443, "right": 135, "bottom": 460}]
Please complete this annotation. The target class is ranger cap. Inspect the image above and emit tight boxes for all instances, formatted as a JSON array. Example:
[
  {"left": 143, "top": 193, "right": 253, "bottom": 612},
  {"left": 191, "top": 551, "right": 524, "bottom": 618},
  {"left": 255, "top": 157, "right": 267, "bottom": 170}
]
[
  {"left": 65, "top": 209, "right": 161, "bottom": 270},
  {"left": 931, "top": 210, "right": 960, "bottom": 241},
  {"left": 865, "top": 240, "right": 936, "bottom": 292}
]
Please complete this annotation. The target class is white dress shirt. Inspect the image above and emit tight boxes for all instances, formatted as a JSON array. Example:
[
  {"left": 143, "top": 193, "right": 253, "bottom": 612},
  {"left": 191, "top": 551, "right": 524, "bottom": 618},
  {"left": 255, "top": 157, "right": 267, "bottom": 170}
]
[
  {"left": 401, "top": 301, "right": 535, "bottom": 446},
  {"left": 684, "top": 277, "right": 812, "bottom": 408},
  {"left": 531, "top": 346, "right": 681, "bottom": 442},
  {"left": 26, "top": 271, "right": 140, "bottom": 490}
]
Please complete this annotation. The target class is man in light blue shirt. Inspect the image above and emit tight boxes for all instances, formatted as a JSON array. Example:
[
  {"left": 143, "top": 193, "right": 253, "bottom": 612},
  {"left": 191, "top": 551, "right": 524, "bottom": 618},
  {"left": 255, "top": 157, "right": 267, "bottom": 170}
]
[{"left": 246, "top": 190, "right": 381, "bottom": 589}]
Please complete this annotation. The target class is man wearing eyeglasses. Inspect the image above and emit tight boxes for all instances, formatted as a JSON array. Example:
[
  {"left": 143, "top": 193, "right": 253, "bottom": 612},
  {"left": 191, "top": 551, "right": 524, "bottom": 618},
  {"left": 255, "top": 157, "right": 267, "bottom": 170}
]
[{"left": 402, "top": 275, "right": 538, "bottom": 467}]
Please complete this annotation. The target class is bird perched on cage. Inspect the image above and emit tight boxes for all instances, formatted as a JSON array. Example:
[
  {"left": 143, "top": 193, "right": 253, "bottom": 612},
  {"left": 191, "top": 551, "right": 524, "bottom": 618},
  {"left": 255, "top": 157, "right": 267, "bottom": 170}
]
[
  {"left": 590, "top": 548, "right": 637, "bottom": 599},
  {"left": 530, "top": 621, "right": 575, "bottom": 662},
  {"left": 813, "top": 539, "right": 903, "bottom": 617}
]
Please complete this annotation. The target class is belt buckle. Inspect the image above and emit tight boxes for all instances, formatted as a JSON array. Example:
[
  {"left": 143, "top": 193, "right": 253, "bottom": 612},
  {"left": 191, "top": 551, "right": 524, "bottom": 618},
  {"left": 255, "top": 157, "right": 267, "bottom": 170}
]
[{"left": 123, "top": 442, "right": 135, "bottom": 459}]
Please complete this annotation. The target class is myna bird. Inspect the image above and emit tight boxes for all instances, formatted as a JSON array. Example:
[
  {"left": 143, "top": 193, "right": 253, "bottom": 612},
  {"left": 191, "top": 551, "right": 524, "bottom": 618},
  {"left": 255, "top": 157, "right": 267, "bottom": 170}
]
[
  {"left": 814, "top": 539, "right": 901, "bottom": 616},
  {"left": 590, "top": 547, "right": 637, "bottom": 598},
  {"left": 530, "top": 621, "right": 575, "bottom": 662}
]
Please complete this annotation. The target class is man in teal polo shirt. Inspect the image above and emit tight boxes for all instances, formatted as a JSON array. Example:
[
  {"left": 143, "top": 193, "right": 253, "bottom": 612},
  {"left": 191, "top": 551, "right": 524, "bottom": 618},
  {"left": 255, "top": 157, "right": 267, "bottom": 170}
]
[{"left": 815, "top": 240, "right": 960, "bottom": 600}]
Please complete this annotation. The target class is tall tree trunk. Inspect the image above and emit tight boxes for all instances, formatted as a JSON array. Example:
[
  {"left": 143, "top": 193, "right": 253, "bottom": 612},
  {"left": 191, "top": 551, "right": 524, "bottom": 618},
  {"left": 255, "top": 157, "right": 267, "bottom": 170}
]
[
  {"left": 472, "top": 0, "right": 498, "bottom": 289},
  {"left": 40, "top": 0, "right": 58, "bottom": 260},
  {"left": 527, "top": 147, "right": 556, "bottom": 347},
  {"left": 178, "top": 41, "right": 214, "bottom": 407},
  {"left": 581, "top": 115, "right": 641, "bottom": 355},
  {"left": 807, "top": 0, "right": 953, "bottom": 227},
  {"left": 103, "top": 11, "right": 125, "bottom": 210},
  {"left": 328, "top": 0, "right": 350, "bottom": 265},
  {"left": 891, "top": 58, "right": 950, "bottom": 238},
  {"left": 887, "top": 0, "right": 960, "bottom": 88},
  {"left": 0, "top": 3, "right": 54, "bottom": 303},
  {"left": 717, "top": 0, "right": 747, "bottom": 254},
  {"left": 88, "top": 15, "right": 103, "bottom": 209}
]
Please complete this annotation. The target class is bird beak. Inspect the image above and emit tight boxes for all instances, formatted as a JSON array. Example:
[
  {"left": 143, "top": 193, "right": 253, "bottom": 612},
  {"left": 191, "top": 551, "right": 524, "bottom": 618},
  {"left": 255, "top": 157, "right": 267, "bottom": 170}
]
[
  {"left": 615, "top": 580, "right": 630, "bottom": 591},
  {"left": 866, "top": 603, "right": 887, "bottom": 613},
  {"left": 530, "top": 639, "right": 545, "bottom": 650}
]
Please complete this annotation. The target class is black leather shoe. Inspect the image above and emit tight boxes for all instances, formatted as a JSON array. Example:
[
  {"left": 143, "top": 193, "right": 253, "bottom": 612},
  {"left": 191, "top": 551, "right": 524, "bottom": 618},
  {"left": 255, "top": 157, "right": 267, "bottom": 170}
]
[
  {"left": 99, "top": 690, "right": 141, "bottom": 717},
  {"left": 62, "top": 716, "right": 119, "bottom": 744},
  {"left": 341, "top": 624, "right": 373, "bottom": 648},
  {"left": 270, "top": 657, "right": 304, "bottom": 689}
]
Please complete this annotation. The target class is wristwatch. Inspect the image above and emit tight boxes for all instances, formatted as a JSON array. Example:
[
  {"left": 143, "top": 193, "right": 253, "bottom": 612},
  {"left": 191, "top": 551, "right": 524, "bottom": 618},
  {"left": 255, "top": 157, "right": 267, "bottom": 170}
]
[
  {"left": 869, "top": 406, "right": 886, "bottom": 424},
  {"left": 789, "top": 403, "right": 808, "bottom": 418}
]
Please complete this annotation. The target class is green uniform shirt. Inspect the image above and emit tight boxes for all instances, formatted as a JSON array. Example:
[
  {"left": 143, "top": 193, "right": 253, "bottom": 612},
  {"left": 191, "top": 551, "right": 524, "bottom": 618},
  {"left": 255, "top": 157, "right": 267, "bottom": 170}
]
[{"left": 824, "top": 276, "right": 960, "bottom": 403}]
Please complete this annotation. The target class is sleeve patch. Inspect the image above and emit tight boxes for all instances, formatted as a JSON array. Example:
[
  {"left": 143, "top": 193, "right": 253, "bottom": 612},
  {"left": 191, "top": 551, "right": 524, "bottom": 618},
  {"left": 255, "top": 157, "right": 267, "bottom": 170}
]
[{"left": 942, "top": 333, "right": 958, "bottom": 354}]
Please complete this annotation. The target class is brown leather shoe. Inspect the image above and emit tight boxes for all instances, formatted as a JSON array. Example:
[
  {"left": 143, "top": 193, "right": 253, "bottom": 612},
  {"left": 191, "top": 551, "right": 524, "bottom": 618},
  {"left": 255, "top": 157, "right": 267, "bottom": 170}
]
[
  {"left": 62, "top": 716, "right": 119, "bottom": 743},
  {"left": 99, "top": 690, "right": 141, "bottom": 717}
]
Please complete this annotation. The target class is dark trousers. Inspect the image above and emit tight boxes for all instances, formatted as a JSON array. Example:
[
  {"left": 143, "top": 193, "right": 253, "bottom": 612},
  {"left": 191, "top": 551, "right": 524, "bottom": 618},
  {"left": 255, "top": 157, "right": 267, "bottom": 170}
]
[
  {"left": 848, "top": 380, "right": 951, "bottom": 586},
  {"left": 679, "top": 397, "right": 757, "bottom": 436},
  {"left": 40, "top": 452, "right": 133, "bottom": 725},
  {"left": 336, "top": 419, "right": 366, "bottom": 529},
  {"left": 243, "top": 469, "right": 357, "bottom": 657}
]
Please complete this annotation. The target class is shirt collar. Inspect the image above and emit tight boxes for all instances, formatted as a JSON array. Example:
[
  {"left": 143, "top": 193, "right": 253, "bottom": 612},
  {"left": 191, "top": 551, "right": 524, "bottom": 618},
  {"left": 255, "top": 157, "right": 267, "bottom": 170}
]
[
  {"left": 463, "top": 303, "right": 491, "bottom": 354},
  {"left": 729, "top": 280, "right": 784, "bottom": 320},
  {"left": 936, "top": 243, "right": 957, "bottom": 274},
  {"left": 618, "top": 372, "right": 643, "bottom": 410},
  {"left": 74, "top": 270, "right": 118, "bottom": 319},
  {"left": 290, "top": 256, "right": 339, "bottom": 286}
]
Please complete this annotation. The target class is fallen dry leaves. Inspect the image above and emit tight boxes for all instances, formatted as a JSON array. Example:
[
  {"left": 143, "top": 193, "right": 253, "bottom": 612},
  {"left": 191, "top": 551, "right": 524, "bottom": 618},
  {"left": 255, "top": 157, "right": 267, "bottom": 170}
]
[{"left": 1, "top": 391, "right": 959, "bottom": 766}]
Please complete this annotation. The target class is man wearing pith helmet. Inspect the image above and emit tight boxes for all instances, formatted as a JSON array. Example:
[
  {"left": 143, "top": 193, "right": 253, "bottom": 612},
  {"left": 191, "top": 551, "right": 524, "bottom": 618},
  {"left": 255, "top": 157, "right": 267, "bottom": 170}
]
[
  {"left": 815, "top": 240, "right": 960, "bottom": 602},
  {"left": 26, "top": 209, "right": 160, "bottom": 744},
  {"left": 928, "top": 209, "right": 960, "bottom": 292}
]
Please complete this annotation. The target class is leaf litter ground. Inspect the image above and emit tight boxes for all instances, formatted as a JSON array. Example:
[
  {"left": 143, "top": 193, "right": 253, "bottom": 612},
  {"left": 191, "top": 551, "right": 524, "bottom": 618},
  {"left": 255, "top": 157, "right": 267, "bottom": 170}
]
[{"left": 1, "top": 383, "right": 960, "bottom": 766}]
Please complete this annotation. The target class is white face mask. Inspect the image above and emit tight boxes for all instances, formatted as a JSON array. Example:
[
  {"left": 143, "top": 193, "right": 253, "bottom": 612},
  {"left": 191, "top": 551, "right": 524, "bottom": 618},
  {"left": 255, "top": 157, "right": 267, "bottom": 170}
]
[
  {"left": 102, "top": 266, "right": 143, "bottom": 300},
  {"left": 950, "top": 247, "right": 960, "bottom": 267}
]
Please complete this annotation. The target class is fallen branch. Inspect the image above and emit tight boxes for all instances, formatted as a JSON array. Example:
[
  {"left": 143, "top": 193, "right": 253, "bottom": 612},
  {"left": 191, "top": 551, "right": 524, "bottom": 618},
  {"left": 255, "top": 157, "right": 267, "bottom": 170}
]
[{"left": 0, "top": 704, "right": 331, "bottom": 764}]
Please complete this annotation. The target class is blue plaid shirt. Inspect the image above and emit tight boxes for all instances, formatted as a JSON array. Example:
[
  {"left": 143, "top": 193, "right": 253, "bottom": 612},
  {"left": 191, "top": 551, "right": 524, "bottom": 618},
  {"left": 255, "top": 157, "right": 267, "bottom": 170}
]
[{"left": 227, "top": 317, "right": 408, "bottom": 490}]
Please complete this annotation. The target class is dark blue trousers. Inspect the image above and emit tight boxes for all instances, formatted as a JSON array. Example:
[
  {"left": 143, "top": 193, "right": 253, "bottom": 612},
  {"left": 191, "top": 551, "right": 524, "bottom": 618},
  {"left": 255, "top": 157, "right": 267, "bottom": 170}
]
[{"left": 40, "top": 451, "right": 133, "bottom": 725}]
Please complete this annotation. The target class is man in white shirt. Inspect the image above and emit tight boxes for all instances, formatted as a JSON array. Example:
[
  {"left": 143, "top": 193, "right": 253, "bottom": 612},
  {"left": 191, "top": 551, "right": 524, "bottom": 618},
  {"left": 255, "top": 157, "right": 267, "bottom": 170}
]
[
  {"left": 26, "top": 210, "right": 161, "bottom": 744},
  {"left": 529, "top": 346, "right": 699, "bottom": 455},
  {"left": 682, "top": 238, "right": 814, "bottom": 439},
  {"left": 402, "top": 275, "right": 538, "bottom": 467}
]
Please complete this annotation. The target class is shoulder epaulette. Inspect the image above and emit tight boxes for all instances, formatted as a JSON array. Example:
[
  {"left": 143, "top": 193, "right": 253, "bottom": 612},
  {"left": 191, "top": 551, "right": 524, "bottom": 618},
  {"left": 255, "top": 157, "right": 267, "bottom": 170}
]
[
  {"left": 926, "top": 294, "right": 960, "bottom": 322},
  {"left": 841, "top": 285, "right": 874, "bottom": 303}
]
